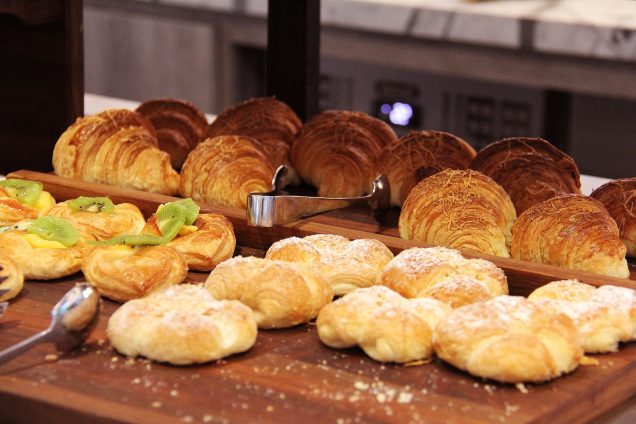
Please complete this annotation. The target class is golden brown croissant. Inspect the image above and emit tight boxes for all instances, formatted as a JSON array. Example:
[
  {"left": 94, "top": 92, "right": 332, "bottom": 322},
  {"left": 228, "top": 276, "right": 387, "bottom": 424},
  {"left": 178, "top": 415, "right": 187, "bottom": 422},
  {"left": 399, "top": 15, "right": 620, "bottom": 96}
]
[
  {"left": 470, "top": 137, "right": 581, "bottom": 214},
  {"left": 137, "top": 98, "right": 208, "bottom": 169},
  {"left": 380, "top": 247, "right": 507, "bottom": 308},
  {"left": 433, "top": 296, "right": 583, "bottom": 383},
  {"left": 378, "top": 131, "right": 476, "bottom": 206},
  {"left": 52, "top": 109, "right": 179, "bottom": 195},
  {"left": 0, "top": 186, "right": 56, "bottom": 226},
  {"left": 180, "top": 135, "right": 275, "bottom": 208},
  {"left": 591, "top": 177, "right": 636, "bottom": 258},
  {"left": 399, "top": 169, "right": 517, "bottom": 257},
  {"left": 290, "top": 110, "right": 397, "bottom": 197},
  {"left": 108, "top": 284, "right": 257, "bottom": 365},
  {"left": 317, "top": 286, "right": 451, "bottom": 363},
  {"left": 205, "top": 256, "right": 333, "bottom": 329},
  {"left": 511, "top": 194, "right": 629, "bottom": 278},
  {"left": 0, "top": 253, "right": 24, "bottom": 301},
  {"left": 265, "top": 234, "right": 394, "bottom": 296},
  {"left": 82, "top": 244, "right": 188, "bottom": 302}
]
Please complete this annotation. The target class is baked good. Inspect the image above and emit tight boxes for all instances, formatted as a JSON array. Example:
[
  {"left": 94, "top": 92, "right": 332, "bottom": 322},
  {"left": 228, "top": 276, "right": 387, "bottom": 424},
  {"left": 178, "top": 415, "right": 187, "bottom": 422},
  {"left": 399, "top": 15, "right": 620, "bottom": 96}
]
[
  {"left": 380, "top": 247, "right": 507, "bottom": 308},
  {"left": 399, "top": 169, "right": 517, "bottom": 257},
  {"left": 433, "top": 295, "right": 583, "bottom": 383},
  {"left": 591, "top": 177, "right": 636, "bottom": 258},
  {"left": 205, "top": 256, "right": 333, "bottom": 329},
  {"left": 0, "top": 253, "right": 24, "bottom": 301},
  {"left": 52, "top": 109, "right": 180, "bottom": 195},
  {"left": 529, "top": 280, "right": 636, "bottom": 353},
  {"left": 511, "top": 194, "right": 629, "bottom": 278},
  {"left": 206, "top": 97, "right": 302, "bottom": 173},
  {"left": 317, "top": 286, "right": 451, "bottom": 363},
  {"left": 378, "top": 131, "right": 476, "bottom": 206},
  {"left": 290, "top": 110, "right": 397, "bottom": 197},
  {"left": 470, "top": 137, "right": 581, "bottom": 214},
  {"left": 0, "top": 180, "right": 56, "bottom": 226},
  {"left": 265, "top": 234, "right": 394, "bottom": 296},
  {"left": 107, "top": 284, "right": 257, "bottom": 365},
  {"left": 137, "top": 98, "right": 208, "bottom": 169},
  {"left": 180, "top": 135, "right": 275, "bottom": 209},
  {"left": 82, "top": 244, "right": 188, "bottom": 302}
]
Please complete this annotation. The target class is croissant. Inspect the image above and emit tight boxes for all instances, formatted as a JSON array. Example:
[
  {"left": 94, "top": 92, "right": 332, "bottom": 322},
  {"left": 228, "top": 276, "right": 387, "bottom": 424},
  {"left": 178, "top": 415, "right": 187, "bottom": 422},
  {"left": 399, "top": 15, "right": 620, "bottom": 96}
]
[
  {"left": 591, "top": 177, "right": 636, "bottom": 258},
  {"left": 180, "top": 135, "right": 275, "bottom": 208},
  {"left": 206, "top": 97, "right": 302, "bottom": 173},
  {"left": 511, "top": 194, "right": 629, "bottom": 278},
  {"left": 52, "top": 109, "right": 180, "bottom": 195},
  {"left": 433, "top": 296, "right": 583, "bottom": 383},
  {"left": 137, "top": 98, "right": 208, "bottom": 169},
  {"left": 290, "top": 110, "right": 397, "bottom": 197},
  {"left": 470, "top": 137, "right": 581, "bottom": 214},
  {"left": 399, "top": 169, "right": 517, "bottom": 257},
  {"left": 317, "top": 286, "right": 451, "bottom": 363},
  {"left": 0, "top": 253, "right": 24, "bottom": 301},
  {"left": 378, "top": 131, "right": 476, "bottom": 206},
  {"left": 205, "top": 256, "right": 333, "bottom": 329}
]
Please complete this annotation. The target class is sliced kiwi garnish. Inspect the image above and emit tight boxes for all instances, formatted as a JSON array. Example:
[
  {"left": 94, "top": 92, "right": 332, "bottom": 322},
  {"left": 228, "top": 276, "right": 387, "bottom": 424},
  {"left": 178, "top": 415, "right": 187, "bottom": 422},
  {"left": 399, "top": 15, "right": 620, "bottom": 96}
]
[
  {"left": 27, "top": 216, "right": 80, "bottom": 247},
  {"left": 0, "top": 179, "right": 43, "bottom": 206},
  {"left": 156, "top": 203, "right": 187, "bottom": 241},
  {"left": 67, "top": 196, "right": 115, "bottom": 213},
  {"left": 95, "top": 234, "right": 167, "bottom": 247},
  {"left": 171, "top": 199, "right": 200, "bottom": 225}
]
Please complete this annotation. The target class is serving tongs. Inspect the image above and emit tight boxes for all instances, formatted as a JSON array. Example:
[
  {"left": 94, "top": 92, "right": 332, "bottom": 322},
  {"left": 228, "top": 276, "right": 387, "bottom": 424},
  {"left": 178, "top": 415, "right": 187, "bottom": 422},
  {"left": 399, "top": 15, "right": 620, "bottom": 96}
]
[{"left": 247, "top": 166, "right": 391, "bottom": 227}]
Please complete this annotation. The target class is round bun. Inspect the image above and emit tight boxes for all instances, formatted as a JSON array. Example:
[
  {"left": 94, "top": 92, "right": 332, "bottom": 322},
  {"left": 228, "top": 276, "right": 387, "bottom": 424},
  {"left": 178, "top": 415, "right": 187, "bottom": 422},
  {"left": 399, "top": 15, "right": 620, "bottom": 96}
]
[
  {"left": 0, "top": 253, "right": 24, "bottom": 301},
  {"left": 591, "top": 177, "right": 636, "bottom": 258}
]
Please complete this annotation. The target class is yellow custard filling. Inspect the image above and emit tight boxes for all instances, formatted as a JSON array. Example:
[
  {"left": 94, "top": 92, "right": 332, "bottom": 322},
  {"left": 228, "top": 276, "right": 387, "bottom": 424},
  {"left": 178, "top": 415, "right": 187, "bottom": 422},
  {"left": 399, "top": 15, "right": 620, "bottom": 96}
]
[{"left": 24, "top": 233, "right": 68, "bottom": 249}]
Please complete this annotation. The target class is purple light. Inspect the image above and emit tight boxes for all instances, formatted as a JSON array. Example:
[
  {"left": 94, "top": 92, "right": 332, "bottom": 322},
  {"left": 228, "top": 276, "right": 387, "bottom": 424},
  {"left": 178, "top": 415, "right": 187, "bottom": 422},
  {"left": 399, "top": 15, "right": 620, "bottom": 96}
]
[
  {"left": 380, "top": 103, "right": 392, "bottom": 115},
  {"left": 389, "top": 102, "right": 413, "bottom": 126}
]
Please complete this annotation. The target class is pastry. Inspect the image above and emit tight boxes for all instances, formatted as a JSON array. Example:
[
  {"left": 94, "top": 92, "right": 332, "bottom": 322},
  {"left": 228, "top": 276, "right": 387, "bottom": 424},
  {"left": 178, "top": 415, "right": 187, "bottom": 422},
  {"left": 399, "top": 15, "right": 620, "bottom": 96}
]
[
  {"left": 0, "top": 253, "right": 24, "bottom": 302},
  {"left": 107, "top": 284, "right": 257, "bottom": 365},
  {"left": 591, "top": 177, "right": 636, "bottom": 257},
  {"left": 180, "top": 135, "right": 275, "bottom": 209},
  {"left": 0, "top": 179, "right": 56, "bottom": 226},
  {"left": 529, "top": 280, "right": 636, "bottom": 353},
  {"left": 52, "top": 109, "right": 180, "bottom": 195},
  {"left": 265, "top": 234, "right": 394, "bottom": 296},
  {"left": 82, "top": 244, "right": 188, "bottom": 302},
  {"left": 380, "top": 247, "right": 507, "bottom": 308},
  {"left": 317, "top": 286, "right": 451, "bottom": 363},
  {"left": 290, "top": 110, "right": 397, "bottom": 197},
  {"left": 378, "top": 131, "right": 476, "bottom": 206},
  {"left": 511, "top": 194, "right": 629, "bottom": 278},
  {"left": 470, "top": 137, "right": 581, "bottom": 214},
  {"left": 205, "top": 256, "right": 333, "bottom": 329},
  {"left": 399, "top": 169, "right": 517, "bottom": 257},
  {"left": 137, "top": 98, "right": 208, "bottom": 169},
  {"left": 433, "top": 296, "right": 583, "bottom": 383}
]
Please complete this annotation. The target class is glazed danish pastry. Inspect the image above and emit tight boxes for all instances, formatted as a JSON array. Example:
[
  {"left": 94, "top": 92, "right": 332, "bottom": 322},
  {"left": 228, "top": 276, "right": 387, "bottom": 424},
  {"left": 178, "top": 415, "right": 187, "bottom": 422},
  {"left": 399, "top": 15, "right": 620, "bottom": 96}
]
[
  {"left": 0, "top": 253, "right": 24, "bottom": 302},
  {"left": 265, "top": 234, "right": 394, "bottom": 296},
  {"left": 317, "top": 286, "right": 451, "bottom": 363},
  {"left": 108, "top": 284, "right": 257, "bottom": 365},
  {"left": 0, "top": 179, "right": 56, "bottom": 226},
  {"left": 591, "top": 177, "right": 636, "bottom": 258}
]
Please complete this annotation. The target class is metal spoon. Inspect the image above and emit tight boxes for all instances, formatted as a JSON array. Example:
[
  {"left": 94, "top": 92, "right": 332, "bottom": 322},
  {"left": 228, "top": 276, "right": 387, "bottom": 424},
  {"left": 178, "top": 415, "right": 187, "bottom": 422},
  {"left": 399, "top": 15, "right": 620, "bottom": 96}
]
[{"left": 0, "top": 283, "right": 100, "bottom": 365}]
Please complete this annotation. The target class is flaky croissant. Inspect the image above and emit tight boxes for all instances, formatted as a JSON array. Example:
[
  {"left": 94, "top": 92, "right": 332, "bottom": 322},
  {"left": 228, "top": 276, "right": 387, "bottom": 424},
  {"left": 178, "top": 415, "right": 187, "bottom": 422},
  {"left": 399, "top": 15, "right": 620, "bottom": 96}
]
[
  {"left": 52, "top": 109, "right": 179, "bottom": 195},
  {"left": 0, "top": 253, "right": 24, "bottom": 301},
  {"left": 511, "top": 194, "right": 629, "bottom": 278},
  {"left": 378, "top": 131, "right": 476, "bottom": 206},
  {"left": 591, "top": 177, "right": 636, "bottom": 258},
  {"left": 180, "top": 135, "right": 275, "bottom": 208},
  {"left": 470, "top": 137, "right": 581, "bottom": 214},
  {"left": 290, "top": 110, "right": 397, "bottom": 197},
  {"left": 399, "top": 169, "right": 517, "bottom": 257}
]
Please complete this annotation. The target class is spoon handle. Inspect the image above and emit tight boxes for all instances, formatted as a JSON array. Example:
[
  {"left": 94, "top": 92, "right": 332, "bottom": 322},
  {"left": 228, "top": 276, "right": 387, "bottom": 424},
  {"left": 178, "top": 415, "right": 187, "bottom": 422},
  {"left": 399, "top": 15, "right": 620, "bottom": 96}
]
[{"left": 0, "top": 329, "right": 53, "bottom": 365}]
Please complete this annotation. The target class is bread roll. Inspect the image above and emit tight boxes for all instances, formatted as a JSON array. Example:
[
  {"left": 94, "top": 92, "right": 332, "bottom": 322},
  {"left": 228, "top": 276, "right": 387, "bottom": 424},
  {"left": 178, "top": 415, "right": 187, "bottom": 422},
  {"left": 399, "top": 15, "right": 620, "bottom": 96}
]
[
  {"left": 470, "top": 137, "right": 581, "bottom": 214},
  {"left": 180, "top": 135, "right": 275, "bottom": 209},
  {"left": 205, "top": 256, "right": 333, "bottom": 329},
  {"left": 265, "top": 234, "right": 394, "bottom": 296},
  {"left": 317, "top": 286, "right": 451, "bottom": 363},
  {"left": 399, "top": 169, "right": 516, "bottom": 257},
  {"left": 291, "top": 110, "right": 397, "bottom": 197},
  {"left": 591, "top": 177, "right": 636, "bottom": 258},
  {"left": 378, "top": 130, "right": 476, "bottom": 206},
  {"left": 108, "top": 284, "right": 257, "bottom": 365},
  {"left": 380, "top": 247, "right": 507, "bottom": 308},
  {"left": 511, "top": 194, "right": 629, "bottom": 278},
  {"left": 0, "top": 253, "right": 24, "bottom": 301},
  {"left": 433, "top": 296, "right": 583, "bottom": 383}
]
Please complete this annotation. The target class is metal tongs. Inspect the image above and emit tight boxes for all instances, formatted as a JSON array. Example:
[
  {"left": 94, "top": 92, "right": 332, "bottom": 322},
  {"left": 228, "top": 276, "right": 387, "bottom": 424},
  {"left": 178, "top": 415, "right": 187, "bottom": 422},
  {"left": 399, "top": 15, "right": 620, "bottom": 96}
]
[{"left": 247, "top": 166, "right": 391, "bottom": 227}]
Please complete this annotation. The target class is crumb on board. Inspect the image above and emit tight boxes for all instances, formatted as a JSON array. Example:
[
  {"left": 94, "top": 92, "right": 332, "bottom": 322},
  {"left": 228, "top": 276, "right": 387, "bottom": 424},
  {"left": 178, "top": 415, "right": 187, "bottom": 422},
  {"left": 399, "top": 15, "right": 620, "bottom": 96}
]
[
  {"left": 580, "top": 356, "right": 600, "bottom": 366},
  {"left": 515, "top": 383, "right": 529, "bottom": 394},
  {"left": 403, "top": 358, "right": 431, "bottom": 367},
  {"left": 44, "top": 354, "right": 58, "bottom": 362}
]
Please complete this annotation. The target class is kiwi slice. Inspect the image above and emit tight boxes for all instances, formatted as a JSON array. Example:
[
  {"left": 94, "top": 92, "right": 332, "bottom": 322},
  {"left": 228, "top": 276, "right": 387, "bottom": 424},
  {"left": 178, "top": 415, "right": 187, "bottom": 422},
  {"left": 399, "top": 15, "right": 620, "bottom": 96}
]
[
  {"left": 96, "top": 234, "right": 167, "bottom": 247},
  {"left": 156, "top": 203, "right": 187, "bottom": 240},
  {"left": 172, "top": 199, "right": 200, "bottom": 225},
  {"left": 0, "top": 179, "right": 43, "bottom": 206},
  {"left": 67, "top": 196, "right": 115, "bottom": 213},
  {"left": 27, "top": 216, "right": 80, "bottom": 247}
]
